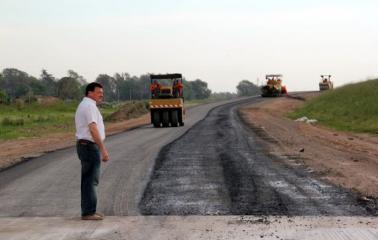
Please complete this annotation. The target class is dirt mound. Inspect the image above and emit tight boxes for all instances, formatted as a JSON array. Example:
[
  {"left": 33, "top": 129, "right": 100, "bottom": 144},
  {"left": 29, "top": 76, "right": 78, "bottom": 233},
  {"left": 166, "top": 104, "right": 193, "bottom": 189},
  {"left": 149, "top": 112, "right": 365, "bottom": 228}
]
[
  {"left": 35, "top": 96, "right": 61, "bottom": 106},
  {"left": 106, "top": 101, "right": 149, "bottom": 122}
]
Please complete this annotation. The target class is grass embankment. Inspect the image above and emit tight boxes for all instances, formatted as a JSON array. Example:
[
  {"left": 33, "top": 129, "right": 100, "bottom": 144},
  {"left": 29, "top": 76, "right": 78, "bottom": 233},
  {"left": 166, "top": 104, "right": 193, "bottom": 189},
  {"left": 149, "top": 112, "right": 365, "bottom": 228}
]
[
  {"left": 289, "top": 79, "right": 378, "bottom": 134},
  {"left": 0, "top": 100, "right": 148, "bottom": 140}
]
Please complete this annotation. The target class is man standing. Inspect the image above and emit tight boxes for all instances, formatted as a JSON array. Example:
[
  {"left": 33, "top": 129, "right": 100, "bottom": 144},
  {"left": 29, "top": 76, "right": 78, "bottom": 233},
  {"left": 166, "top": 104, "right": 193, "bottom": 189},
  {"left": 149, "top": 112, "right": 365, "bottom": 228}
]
[
  {"left": 75, "top": 82, "right": 109, "bottom": 220},
  {"left": 150, "top": 80, "right": 161, "bottom": 98}
]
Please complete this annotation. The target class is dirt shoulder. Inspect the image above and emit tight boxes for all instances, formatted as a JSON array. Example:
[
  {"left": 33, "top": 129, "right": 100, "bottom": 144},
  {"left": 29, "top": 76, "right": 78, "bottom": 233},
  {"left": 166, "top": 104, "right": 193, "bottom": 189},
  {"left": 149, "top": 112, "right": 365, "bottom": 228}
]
[
  {"left": 240, "top": 93, "right": 378, "bottom": 198},
  {"left": 0, "top": 114, "right": 150, "bottom": 171}
]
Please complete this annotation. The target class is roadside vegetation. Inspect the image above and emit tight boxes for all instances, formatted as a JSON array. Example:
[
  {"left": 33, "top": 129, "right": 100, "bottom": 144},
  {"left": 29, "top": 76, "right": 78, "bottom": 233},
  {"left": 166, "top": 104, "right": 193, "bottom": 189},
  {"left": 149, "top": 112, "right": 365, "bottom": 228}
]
[
  {"left": 0, "top": 99, "right": 119, "bottom": 140},
  {"left": 289, "top": 79, "right": 378, "bottom": 134}
]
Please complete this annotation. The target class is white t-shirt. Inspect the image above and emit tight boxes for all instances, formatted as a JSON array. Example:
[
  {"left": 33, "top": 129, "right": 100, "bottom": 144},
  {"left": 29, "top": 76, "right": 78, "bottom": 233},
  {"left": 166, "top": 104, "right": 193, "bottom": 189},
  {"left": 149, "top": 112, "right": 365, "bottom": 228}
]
[{"left": 75, "top": 97, "right": 105, "bottom": 142}]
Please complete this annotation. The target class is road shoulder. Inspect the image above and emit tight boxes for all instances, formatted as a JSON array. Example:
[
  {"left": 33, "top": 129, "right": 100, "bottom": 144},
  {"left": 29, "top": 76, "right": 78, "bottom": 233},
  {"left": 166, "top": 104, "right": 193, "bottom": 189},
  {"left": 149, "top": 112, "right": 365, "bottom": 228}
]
[{"left": 239, "top": 94, "right": 378, "bottom": 200}]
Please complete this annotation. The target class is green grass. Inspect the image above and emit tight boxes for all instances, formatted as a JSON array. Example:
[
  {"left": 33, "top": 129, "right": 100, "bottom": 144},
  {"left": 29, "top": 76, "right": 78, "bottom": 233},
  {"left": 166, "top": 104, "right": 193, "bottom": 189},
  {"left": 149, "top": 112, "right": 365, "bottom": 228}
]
[
  {"left": 289, "top": 79, "right": 378, "bottom": 134},
  {"left": 0, "top": 100, "right": 120, "bottom": 140},
  {"left": 0, "top": 96, "right": 231, "bottom": 140}
]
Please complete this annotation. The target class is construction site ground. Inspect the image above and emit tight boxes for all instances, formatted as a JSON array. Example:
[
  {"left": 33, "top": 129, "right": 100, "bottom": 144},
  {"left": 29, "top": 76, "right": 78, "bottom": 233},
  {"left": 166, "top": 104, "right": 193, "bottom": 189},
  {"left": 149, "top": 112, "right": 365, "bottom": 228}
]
[
  {"left": 1, "top": 96, "right": 378, "bottom": 240},
  {"left": 239, "top": 92, "right": 378, "bottom": 199}
]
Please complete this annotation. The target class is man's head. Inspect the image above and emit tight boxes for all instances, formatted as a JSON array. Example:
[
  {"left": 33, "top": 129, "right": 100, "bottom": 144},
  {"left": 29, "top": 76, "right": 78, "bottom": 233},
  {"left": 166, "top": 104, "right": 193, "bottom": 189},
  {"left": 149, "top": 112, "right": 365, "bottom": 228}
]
[{"left": 86, "top": 82, "right": 104, "bottom": 104}]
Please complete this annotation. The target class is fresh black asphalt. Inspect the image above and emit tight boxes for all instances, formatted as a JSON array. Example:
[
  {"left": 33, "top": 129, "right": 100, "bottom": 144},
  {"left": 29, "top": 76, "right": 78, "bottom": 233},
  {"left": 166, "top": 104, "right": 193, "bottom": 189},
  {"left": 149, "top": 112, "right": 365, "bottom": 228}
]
[{"left": 139, "top": 98, "right": 377, "bottom": 216}]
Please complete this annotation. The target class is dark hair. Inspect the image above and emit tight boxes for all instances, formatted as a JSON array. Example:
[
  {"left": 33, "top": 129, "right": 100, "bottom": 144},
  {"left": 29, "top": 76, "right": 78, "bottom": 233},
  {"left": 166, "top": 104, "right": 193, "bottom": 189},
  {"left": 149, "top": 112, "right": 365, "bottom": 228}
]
[{"left": 85, "top": 82, "right": 103, "bottom": 96}]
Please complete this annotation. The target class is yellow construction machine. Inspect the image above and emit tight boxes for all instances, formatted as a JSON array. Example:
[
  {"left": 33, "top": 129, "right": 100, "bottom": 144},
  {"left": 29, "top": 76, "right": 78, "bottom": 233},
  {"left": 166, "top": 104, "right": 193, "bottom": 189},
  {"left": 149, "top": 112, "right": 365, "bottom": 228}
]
[
  {"left": 319, "top": 75, "right": 333, "bottom": 91},
  {"left": 149, "top": 74, "right": 185, "bottom": 127},
  {"left": 261, "top": 74, "right": 287, "bottom": 97}
]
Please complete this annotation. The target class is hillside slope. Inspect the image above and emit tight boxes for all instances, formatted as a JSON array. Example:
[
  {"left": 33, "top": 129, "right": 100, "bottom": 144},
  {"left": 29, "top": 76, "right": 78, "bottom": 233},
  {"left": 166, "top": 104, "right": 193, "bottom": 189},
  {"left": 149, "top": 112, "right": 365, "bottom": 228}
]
[{"left": 291, "top": 79, "right": 378, "bottom": 133}]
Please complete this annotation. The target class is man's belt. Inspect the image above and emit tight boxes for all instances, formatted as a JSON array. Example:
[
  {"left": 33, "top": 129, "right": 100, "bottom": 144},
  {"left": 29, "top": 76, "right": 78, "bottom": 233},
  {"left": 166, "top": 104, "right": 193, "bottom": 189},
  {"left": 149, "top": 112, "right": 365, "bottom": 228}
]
[{"left": 78, "top": 139, "right": 95, "bottom": 145}]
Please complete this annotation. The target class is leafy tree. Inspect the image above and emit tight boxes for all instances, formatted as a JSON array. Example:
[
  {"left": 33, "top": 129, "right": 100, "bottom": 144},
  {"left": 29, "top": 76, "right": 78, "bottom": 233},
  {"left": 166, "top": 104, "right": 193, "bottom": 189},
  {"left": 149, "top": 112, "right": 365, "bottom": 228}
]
[
  {"left": 113, "top": 73, "right": 148, "bottom": 101},
  {"left": 68, "top": 70, "right": 86, "bottom": 85},
  {"left": 0, "top": 89, "right": 10, "bottom": 104},
  {"left": 0, "top": 68, "right": 214, "bottom": 102},
  {"left": 1, "top": 68, "right": 28, "bottom": 98},
  {"left": 40, "top": 69, "right": 56, "bottom": 96},
  {"left": 113, "top": 73, "right": 129, "bottom": 102},
  {"left": 118, "top": 76, "right": 139, "bottom": 101},
  {"left": 236, "top": 80, "right": 260, "bottom": 96},
  {"left": 188, "top": 79, "right": 211, "bottom": 99},
  {"left": 0, "top": 74, "right": 6, "bottom": 103},
  {"left": 29, "top": 77, "right": 46, "bottom": 95},
  {"left": 95, "top": 74, "right": 116, "bottom": 102},
  {"left": 56, "top": 77, "right": 82, "bottom": 100},
  {"left": 111, "top": 73, "right": 213, "bottom": 101},
  {"left": 0, "top": 68, "right": 55, "bottom": 100},
  {"left": 182, "top": 79, "right": 193, "bottom": 100},
  {"left": 211, "top": 92, "right": 237, "bottom": 100},
  {"left": 138, "top": 74, "right": 151, "bottom": 100}
]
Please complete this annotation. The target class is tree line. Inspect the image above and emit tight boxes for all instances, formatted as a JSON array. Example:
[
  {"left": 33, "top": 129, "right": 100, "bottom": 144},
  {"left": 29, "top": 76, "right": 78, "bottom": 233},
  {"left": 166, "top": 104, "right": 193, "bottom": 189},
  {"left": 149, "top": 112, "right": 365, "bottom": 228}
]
[
  {"left": 236, "top": 80, "right": 260, "bottom": 96},
  {"left": 0, "top": 68, "right": 212, "bottom": 104}
]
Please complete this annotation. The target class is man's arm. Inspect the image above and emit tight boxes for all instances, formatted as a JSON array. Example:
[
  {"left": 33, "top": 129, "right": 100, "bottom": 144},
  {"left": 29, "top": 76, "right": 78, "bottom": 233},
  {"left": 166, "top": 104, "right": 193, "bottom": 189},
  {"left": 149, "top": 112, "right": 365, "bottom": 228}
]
[{"left": 89, "top": 122, "right": 109, "bottom": 162}]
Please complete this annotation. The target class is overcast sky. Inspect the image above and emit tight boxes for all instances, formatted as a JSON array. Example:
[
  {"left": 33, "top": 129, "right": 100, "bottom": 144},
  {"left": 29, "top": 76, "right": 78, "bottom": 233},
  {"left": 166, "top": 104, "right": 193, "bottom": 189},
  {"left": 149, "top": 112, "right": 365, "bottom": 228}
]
[{"left": 1, "top": 0, "right": 377, "bottom": 92}]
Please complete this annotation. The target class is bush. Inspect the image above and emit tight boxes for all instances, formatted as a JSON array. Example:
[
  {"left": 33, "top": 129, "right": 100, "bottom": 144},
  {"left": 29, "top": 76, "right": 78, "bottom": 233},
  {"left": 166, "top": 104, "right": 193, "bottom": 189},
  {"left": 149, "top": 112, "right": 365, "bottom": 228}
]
[
  {"left": 105, "top": 101, "right": 149, "bottom": 121},
  {"left": 33, "top": 115, "right": 53, "bottom": 122},
  {"left": 2, "top": 117, "right": 25, "bottom": 126},
  {"left": 15, "top": 99, "right": 25, "bottom": 110},
  {"left": 0, "top": 90, "right": 11, "bottom": 105},
  {"left": 23, "top": 94, "right": 38, "bottom": 104}
]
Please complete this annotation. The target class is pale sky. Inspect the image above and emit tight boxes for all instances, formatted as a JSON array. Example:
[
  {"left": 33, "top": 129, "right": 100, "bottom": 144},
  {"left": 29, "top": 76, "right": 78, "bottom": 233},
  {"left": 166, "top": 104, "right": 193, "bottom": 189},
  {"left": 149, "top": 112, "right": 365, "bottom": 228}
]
[{"left": 1, "top": 0, "right": 377, "bottom": 92}]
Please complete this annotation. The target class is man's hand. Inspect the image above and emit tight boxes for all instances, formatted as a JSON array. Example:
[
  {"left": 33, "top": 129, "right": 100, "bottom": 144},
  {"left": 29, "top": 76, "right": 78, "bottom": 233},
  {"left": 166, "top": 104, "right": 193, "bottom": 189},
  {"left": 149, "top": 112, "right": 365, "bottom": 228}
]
[
  {"left": 89, "top": 122, "right": 109, "bottom": 162},
  {"left": 101, "top": 148, "right": 110, "bottom": 162}
]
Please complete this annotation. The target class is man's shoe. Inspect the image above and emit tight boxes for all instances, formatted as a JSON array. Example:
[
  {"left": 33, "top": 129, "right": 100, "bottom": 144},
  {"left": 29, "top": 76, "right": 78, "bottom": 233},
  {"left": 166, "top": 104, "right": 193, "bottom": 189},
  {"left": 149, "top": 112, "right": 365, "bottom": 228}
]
[
  {"left": 81, "top": 214, "right": 103, "bottom": 220},
  {"left": 95, "top": 212, "right": 104, "bottom": 218}
]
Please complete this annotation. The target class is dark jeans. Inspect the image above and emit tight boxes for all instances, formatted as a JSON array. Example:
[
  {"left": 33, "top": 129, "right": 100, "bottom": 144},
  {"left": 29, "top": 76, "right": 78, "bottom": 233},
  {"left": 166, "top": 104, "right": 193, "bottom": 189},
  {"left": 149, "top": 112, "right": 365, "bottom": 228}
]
[{"left": 76, "top": 141, "right": 101, "bottom": 216}]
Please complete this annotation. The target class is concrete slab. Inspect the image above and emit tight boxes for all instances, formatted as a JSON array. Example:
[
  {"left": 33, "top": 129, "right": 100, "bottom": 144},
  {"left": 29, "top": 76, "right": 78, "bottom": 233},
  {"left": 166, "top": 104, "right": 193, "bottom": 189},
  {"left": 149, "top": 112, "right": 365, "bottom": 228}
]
[{"left": 0, "top": 216, "right": 377, "bottom": 240}]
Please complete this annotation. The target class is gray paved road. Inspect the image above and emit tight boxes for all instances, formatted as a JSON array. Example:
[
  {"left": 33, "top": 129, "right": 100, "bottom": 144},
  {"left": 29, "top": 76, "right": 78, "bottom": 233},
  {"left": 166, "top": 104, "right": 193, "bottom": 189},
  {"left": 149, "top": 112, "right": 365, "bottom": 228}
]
[{"left": 0, "top": 99, "right": 247, "bottom": 217}]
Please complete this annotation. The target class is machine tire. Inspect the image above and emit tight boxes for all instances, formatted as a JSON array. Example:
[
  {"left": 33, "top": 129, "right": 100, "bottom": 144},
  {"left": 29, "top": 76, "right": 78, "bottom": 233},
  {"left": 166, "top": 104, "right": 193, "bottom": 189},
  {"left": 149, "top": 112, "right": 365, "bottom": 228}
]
[
  {"left": 162, "top": 111, "right": 170, "bottom": 127},
  {"left": 171, "top": 110, "right": 179, "bottom": 127},
  {"left": 178, "top": 110, "right": 184, "bottom": 126},
  {"left": 152, "top": 111, "right": 161, "bottom": 127}
]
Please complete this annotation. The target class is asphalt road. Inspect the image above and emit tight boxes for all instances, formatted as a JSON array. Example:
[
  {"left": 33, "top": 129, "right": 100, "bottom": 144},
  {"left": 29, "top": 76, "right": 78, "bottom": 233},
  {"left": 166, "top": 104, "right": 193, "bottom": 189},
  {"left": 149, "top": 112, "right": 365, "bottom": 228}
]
[
  {"left": 0, "top": 97, "right": 374, "bottom": 218},
  {"left": 0, "top": 98, "right": 243, "bottom": 217},
  {"left": 139, "top": 98, "right": 374, "bottom": 216}
]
